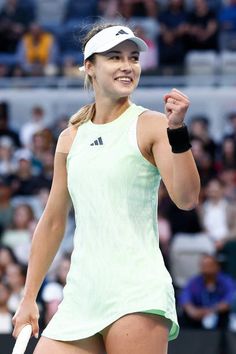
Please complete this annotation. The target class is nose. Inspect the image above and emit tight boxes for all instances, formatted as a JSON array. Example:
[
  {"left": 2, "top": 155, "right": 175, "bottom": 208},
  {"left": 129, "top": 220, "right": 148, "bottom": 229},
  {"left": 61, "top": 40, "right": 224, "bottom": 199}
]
[{"left": 120, "top": 57, "right": 132, "bottom": 72}]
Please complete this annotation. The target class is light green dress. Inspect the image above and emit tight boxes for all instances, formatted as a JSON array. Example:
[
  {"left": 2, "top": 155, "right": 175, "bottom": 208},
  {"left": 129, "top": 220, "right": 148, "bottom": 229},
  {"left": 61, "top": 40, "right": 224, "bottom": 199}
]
[{"left": 42, "top": 103, "right": 179, "bottom": 341}]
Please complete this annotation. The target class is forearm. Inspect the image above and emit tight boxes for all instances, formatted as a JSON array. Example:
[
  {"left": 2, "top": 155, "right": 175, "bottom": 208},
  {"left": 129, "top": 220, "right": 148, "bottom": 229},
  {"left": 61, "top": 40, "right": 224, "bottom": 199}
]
[
  {"left": 23, "top": 215, "right": 66, "bottom": 300},
  {"left": 214, "top": 302, "right": 230, "bottom": 313},
  {"left": 184, "top": 303, "right": 209, "bottom": 320},
  {"left": 171, "top": 150, "right": 200, "bottom": 210}
]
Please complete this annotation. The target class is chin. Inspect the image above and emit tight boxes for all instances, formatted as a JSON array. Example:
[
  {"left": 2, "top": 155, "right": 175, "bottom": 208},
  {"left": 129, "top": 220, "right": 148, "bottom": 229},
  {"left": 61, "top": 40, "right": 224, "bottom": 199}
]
[{"left": 117, "top": 87, "right": 135, "bottom": 97}]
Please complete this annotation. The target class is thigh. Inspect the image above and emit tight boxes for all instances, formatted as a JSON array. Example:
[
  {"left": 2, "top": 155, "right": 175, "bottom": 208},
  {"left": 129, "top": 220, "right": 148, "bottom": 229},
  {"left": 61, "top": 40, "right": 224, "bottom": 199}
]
[
  {"left": 102, "top": 313, "right": 170, "bottom": 354},
  {"left": 33, "top": 334, "right": 106, "bottom": 354}
]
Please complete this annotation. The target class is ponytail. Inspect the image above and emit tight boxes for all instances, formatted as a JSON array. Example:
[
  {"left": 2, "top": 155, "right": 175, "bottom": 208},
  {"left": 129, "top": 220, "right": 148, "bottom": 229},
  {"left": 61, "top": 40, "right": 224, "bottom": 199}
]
[{"left": 68, "top": 102, "right": 96, "bottom": 128}]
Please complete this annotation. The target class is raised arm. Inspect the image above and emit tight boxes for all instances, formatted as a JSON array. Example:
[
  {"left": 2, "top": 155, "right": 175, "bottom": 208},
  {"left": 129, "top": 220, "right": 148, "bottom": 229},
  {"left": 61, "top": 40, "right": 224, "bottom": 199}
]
[
  {"left": 139, "top": 88, "right": 200, "bottom": 210},
  {"left": 12, "top": 126, "right": 76, "bottom": 338}
]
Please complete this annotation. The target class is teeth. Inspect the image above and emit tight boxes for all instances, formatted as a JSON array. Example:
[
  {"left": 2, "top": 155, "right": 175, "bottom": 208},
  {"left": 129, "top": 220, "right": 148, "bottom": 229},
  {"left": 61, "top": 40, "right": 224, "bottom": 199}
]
[{"left": 116, "top": 77, "right": 131, "bottom": 82}]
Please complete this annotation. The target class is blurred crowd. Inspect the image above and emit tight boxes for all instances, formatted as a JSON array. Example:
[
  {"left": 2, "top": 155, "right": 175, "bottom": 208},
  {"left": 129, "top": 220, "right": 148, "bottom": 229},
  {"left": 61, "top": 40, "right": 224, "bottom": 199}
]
[
  {"left": 1, "top": 97, "right": 236, "bottom": 334},
  {"left": 0, "top": 0, "right": 236, "bottom": 77}
]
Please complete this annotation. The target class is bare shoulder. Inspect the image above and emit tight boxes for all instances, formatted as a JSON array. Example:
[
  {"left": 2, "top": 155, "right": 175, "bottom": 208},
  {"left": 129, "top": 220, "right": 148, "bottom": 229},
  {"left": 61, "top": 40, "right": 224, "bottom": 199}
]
[
  {"left": 138, "top": 110, "right": 168, "bottom": 144},
  {"left": 56, "top": 125, "right": 78, "bottom": 154},
  {"left": 140, "top": 109, "right": 167, "bottom": 124}
]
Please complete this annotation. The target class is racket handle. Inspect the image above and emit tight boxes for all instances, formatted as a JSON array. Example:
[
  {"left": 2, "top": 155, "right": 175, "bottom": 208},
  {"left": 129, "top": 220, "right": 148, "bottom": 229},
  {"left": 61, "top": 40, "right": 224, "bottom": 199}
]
[{"left": 12, "top": 324, "right": 32, "bottom": 354}]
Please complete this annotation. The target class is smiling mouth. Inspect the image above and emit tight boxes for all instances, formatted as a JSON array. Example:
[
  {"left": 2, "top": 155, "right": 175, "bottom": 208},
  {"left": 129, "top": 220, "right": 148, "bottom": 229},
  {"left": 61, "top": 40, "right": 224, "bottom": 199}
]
[{"left": 115, "top": 77, "right": 133, "bottom": 83}]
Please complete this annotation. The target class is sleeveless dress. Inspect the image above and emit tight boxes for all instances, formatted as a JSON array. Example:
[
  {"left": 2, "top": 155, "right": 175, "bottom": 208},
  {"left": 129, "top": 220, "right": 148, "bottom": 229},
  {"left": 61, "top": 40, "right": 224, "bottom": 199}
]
[{"left": 42, "top": 103, "right": 179, "bottom": 341}]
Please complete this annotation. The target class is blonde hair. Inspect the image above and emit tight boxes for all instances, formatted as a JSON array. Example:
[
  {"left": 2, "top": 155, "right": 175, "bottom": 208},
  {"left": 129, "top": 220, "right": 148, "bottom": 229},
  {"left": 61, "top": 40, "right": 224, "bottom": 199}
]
[{"left": 68, "top": 22, "right": 123, "bottom": 128}]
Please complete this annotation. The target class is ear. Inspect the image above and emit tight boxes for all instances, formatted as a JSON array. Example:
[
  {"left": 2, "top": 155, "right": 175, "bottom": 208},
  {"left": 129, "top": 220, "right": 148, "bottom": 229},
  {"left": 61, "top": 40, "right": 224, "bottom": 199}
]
[{"left": 85, "top": 60, "right": 95, "bottom": 77}]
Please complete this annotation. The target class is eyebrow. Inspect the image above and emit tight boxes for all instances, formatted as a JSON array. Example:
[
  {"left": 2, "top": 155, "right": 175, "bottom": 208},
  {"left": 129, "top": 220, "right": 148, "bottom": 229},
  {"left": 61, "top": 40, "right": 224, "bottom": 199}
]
[{"left": 106, "top": 50, "right": 139, "bottom": 55}]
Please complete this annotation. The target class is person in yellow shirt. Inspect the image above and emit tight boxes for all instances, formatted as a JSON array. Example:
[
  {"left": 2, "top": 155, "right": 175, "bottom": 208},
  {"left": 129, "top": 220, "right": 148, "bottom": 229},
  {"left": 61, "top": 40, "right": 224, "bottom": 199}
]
[{"left": 17, "top": 23, "right": 59, "bottom": 75}]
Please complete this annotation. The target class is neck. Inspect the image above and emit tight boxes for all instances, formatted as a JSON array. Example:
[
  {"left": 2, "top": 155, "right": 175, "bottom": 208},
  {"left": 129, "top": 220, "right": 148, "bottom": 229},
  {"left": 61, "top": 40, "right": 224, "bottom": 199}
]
[{"left": 92, "top": 97, "right": 131, "bottom": 124}]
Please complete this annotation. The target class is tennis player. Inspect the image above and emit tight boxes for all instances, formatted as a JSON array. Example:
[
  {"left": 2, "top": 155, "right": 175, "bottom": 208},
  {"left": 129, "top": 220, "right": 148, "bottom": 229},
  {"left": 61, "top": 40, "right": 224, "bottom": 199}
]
[{"left": 12, "top": 23, "right": 200, "bottom": 354}]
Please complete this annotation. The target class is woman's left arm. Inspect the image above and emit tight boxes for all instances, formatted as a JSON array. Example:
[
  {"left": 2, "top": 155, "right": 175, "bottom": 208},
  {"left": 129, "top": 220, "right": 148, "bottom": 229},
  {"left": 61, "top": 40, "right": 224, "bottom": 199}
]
[{"left": 148, "top": 88, "right": 200, "bottom": 210}]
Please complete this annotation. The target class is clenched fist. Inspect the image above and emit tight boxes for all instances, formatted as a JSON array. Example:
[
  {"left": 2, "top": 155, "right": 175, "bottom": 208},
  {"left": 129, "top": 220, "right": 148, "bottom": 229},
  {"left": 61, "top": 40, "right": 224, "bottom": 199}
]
[{"left": 164, "top": 88, "right": 190, "bottom": 129}]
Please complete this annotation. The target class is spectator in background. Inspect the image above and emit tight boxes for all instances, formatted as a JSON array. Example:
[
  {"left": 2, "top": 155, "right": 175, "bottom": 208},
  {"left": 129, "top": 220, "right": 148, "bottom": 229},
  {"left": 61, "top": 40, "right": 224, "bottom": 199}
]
[
  {"left": 14, "top": 219, "right": 37, "bottom": 265},
  {"left": 10, "top": 64, "right": 26, "bottom": 78},
  {"left": 200, "top": 178, "right": 230, "bottom": 249},
  {"left": 179, "top": 254, "right": 235, "bottom": 330},
  {"left": 185, "top": 0, "right": 222, "bottom": 12},
  {"left": 159, "top": 181, "right": 202, "bottom": 238},
  {"left": 225, "top": 111, "right": 236, "bottom": 145},
  {"left": 0, "top": 0, "right": 34, "bottom": 53},
  {"left": 158, "top": 0, "right": 188, "bottom": 72},
  {"left": 219, "top": 0, "right": 236, "bottom": 33},
  {"left": 158, "top": 209, "right": 172, "bottom": 265},
  {"left": 5, "top": 262, "right": 26, "bottom": 313},
  {"left": 39, "top": 150, "right": 54, "bottom": 184},
  {"left": 1, "top": 204, "right": 35, "bottom": 256},
  {"left": 0, "top": 246, "right": 18, "bottom": 276},
  {"left": 62, "top": 56, "right": 81, "bottom": 78},
  {"left": 98, "top": 0, "right": 121, "bottom": 20},
  {"left": 0, "top": 63, "right": 9, "bottom": 77},
  {"left": 218, "top": 168, "right": 236, "bottom": 202},
  {"left": 19, "top": 106, "right": 46, "bottom": 148},
  {"left": 186, "top": 0, "right": 218, "bottom": 51},
  {"left": 50, "top": 115, "right": 70, "bottom": 141},
  {"left": 30, "top": 129, "right": 55, "bottom": 173},
  {"left": 219, "top": 137, "right": 236, "bottom": 171},
  {"left": 219, "top": 0, "right": 236, "bottom": 50},
  {"left": 64, "top": 0, "right": 98, "bottom": 23},
  {"left": 0, "top": 102, "right": 21, "bottom": 148},
  {"left": 16, "top": 22, "right": 59, "bottom": 76},
  {"left": 189, "top": 115, "right": 217, "bottom": 161},
  {"left": 133, "top": 25, "right": 158, "bottom": 72},
  {"left": 0, "top": 136, "right": 17, "bottom": 177},
  {"left": 117, "top": 0, "right": 158, "bottom": 20},
  {"left": 41, "top": 253, "right": 71, "bottom": 324},
  {"left": 7, "top": 150, "right": 52, "bottom": 196},
  {"left": 191, "top": 137, "right": 217, "bottom": 186},
  {"left": 32, "top": 187, "right": 50, "bottom": 220},
  {"left": 0, "top": 281, "right": 13, "bottom": 334},
  {"left": 0, "top": 179, "right": 14, "bottom": 236}
]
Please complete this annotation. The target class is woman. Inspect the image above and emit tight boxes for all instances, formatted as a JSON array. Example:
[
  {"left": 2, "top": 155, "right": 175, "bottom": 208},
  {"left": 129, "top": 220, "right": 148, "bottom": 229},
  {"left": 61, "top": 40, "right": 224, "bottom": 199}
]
[{"left": 12, "top": 23, "right": 200, "bottom": 354}]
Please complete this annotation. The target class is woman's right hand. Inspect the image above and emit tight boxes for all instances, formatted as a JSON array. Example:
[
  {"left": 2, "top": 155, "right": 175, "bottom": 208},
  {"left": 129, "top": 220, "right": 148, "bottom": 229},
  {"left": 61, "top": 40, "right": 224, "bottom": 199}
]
[{"left": 12, "top": 297, "right": 39, "bottom": 339}]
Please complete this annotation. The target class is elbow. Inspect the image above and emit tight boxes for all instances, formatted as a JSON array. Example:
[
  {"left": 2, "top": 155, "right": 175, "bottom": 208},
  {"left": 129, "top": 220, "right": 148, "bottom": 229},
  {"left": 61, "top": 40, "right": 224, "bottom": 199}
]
[{"left": 176, "top": 196, "right": 199, "bottom": 211}]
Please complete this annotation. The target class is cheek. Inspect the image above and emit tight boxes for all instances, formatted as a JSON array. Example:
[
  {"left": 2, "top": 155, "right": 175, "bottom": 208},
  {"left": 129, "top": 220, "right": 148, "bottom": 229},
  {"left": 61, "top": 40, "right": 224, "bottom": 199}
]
[{"left": 135, "top": 64, "right": 141, "bottom": 78}]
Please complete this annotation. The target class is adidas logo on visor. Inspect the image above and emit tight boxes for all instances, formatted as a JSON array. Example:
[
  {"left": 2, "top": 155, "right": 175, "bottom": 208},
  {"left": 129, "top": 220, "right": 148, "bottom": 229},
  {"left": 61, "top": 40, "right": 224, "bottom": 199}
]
[{"left": 116, "top": 29, "right": 129, "bottom": 36}]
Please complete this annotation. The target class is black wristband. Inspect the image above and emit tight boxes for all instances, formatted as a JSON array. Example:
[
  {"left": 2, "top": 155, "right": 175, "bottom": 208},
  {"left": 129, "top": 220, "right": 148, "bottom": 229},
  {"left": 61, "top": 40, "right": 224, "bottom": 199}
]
[{"left": 167, "top": 124, "right": 192, "bottom": 153}]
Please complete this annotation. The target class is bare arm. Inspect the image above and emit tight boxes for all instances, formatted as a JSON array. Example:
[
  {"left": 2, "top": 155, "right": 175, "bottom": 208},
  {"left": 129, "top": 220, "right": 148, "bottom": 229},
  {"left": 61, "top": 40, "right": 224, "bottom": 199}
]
[
  {"left": 12, "top": 127, "right": 76, "bottom": 337},
  {"left": 140, "top": 89, "right": 200, "bottom": 210},
  {"left": 152, "top": 117, "right": 200, "bottom": 210},
  {"left": 23, "top": 152, "right": 71, "bottom": 301}
]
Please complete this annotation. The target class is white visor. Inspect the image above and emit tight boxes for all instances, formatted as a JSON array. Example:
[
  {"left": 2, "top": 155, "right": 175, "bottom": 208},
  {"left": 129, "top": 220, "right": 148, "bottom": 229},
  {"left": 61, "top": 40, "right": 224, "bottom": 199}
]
[{"left": 79, "top": 25, "right": 148, "bottom": 71}]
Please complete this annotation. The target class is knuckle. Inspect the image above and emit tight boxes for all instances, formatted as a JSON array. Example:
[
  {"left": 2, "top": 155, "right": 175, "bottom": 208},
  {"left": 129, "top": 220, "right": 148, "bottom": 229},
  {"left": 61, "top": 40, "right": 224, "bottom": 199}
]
[{"left": 31, "top": 315, "right": 39, "bottom": 321}]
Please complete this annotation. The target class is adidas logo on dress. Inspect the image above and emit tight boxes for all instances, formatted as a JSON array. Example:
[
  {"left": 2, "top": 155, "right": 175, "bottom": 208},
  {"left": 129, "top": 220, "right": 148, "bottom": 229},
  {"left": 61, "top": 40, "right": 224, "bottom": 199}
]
[
  {"left": 115, "top": 29, "right": 128, "bottom": 36},
  {"left": 90, "top": 137, "right": 104, "bottom": 146}
]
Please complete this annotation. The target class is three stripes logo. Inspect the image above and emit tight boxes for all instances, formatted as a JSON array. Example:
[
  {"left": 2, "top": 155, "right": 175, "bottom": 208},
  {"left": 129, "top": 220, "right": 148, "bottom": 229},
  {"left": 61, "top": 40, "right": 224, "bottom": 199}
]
[
  {"left": 90, "top": 137, "right": 104, "bottom": 146},
  {"left": 115, "top": 29, "right": 128, "bottom": 36}
]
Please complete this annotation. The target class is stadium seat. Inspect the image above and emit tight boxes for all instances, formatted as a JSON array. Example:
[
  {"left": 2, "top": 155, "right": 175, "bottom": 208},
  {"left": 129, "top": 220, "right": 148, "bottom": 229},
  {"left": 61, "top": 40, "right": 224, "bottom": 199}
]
[
  {"left": 169, "top": 232, "right": 215, "bottom": 288},
  {"left": 219, "top": 51, "right": 236, "bottom": 75},
  {"left": 185, "top": 50, "right": 218, "bottom": 76},
  {"left": 0, "top": 53, "right": 18, "bottom": 66}
]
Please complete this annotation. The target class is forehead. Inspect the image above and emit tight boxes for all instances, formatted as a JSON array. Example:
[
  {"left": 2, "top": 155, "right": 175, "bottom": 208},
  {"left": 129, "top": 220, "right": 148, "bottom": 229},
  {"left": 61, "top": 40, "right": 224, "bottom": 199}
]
[{"left": 103, "top": 40, "right": 139, "bottom": 54}]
